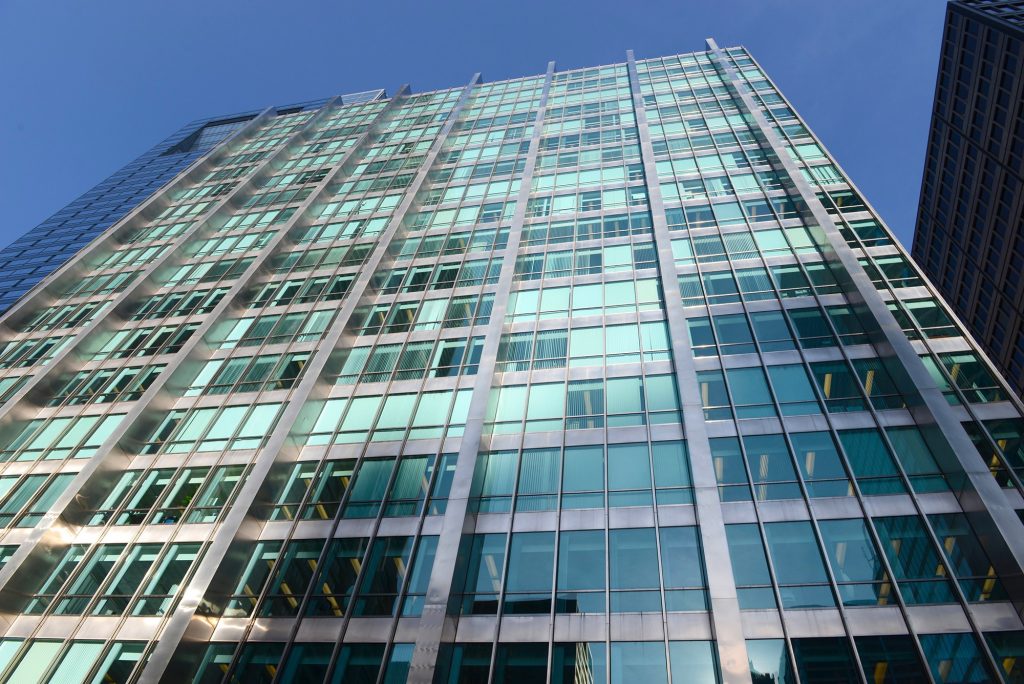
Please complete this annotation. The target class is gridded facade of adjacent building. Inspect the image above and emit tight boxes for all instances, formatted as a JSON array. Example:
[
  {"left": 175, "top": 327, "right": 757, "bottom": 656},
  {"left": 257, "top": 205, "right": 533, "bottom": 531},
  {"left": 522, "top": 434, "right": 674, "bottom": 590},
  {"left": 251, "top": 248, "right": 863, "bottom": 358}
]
[
  {"left": 0, "top": 96, "right": 362, "bottom": 315},
  {"left": 0, "top": 41, "right": 1022, "bottom": 684},
  {"left": 912, "top": 0, "right": 1024, "bottom": 396}
]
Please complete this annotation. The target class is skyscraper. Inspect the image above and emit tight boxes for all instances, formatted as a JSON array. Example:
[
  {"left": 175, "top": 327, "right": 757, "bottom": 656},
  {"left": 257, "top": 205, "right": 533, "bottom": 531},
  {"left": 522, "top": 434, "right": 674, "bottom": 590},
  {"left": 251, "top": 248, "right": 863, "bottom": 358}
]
[
  {"left": 0, "top": 39, "right": 1021, "bottom": 683},
  {"left": 912, "top": 0, "right": 1024, "bottom": 395}
]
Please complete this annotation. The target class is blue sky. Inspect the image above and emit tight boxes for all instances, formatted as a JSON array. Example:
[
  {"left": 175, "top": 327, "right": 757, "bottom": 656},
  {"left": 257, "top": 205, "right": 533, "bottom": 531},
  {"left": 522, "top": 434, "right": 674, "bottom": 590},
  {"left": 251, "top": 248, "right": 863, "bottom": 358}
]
[{"left": 0, "top": 0, "right": 947, "bottom": 248}]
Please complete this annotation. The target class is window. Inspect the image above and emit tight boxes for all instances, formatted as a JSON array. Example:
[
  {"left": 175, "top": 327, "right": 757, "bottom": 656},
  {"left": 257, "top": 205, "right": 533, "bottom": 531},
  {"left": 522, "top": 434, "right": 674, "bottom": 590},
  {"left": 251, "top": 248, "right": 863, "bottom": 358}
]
[
  {"left": 788, "top": 308, "right": 836, "bottom": 348},
  {"left": 746, "top": 640, "right": 795, "bottom": 684},
  {"left": 725, "top": 524, "right": 775, "bottom": 609},
  {"left": 851, "top": 358, "right": 906, "bottom": 410},
  {"left": 810, "top": 361, "right": 867, "bottom": 412},
  {"left": 552, "top": 642, "right": 607, "bottom": 684},
  {"left": 558, "top": 530, "right": 606, "bottom": 613},
  {"left": 985, "top": 631, "right": 1024, "bottom": 683},
  {"left": 763, "top": 521, "right": 835, "bottom": 608},
  {"left": 457, "top": 533, "right": 506, "bottom": 615},
  {"left": 854, "top": 635, "right": 930, "bottom": 683},
  {"left": 836, "top": 429, "right": 906, "bottom": 496},
  {"left": 929, "top": 512, "right": 1006, "bottom": 602},
  {"left": 872, "top": 516, "right": 957, "bottom": 604},
  {"left": 494, "top": 644, "right": 548, "bottom": 682},
  {"left": 726, "top": 367, "right": 776, "bottom": 418},
  {"left": 750, "top": 310, "right": 795, "bottom": 351},
  {"left": 937, "top": 351, "right": 1006, "bottom": 403},
  {"left": 697, "top": 371, "right": 730, "bottom": 420},
  {"left": 818, "top": 519, "right": 891, "bottom": 606},
  {"left": 1, "top": 413, "right": 123, "bottom": 462},
  {"left": 918, "top": 633, "right": 994, "bottom": 683},
  {"left": 742, "top": 434, "right": 800, "bottom": 500},
  {"left": 610, "top": 642, "right": 667, "bottom": 684},
  {"left": 885, "top": 426, "right": 948, "bottom": 493},
  {"left": 505, "top": 531, "right": 555, "bottom": 613},
  {"left": 766, "top": 364, "right": 821, "bottom": 415},
  {"left": 789, "top": 431, "right": 852, "bottom": 497},
  {"left": 790, "top": 638, "right": 859, "bottom": 684}
]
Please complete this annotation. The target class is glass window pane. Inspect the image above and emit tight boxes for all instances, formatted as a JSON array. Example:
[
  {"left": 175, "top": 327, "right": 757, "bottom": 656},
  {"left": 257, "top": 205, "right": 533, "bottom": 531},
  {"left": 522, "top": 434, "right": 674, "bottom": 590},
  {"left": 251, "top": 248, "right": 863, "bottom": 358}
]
[
  {"left": 58, "top": 643, "right": 120, "bottom": 684},
  {"left": 609, "top": 528, "right": 659, "bottom": 590},
  {"left": 330, "top": 644, "right": 385, "bottom": 684},
  {"left": 558, "top": 530, "right": 606, "bottom": 591},
  {"left": 928, "top": 512, "right": 1006, "bottom": 602},
  {"left": 506, "top": 531, "right": 555, "bottom": 593},
  {"left": 8, "top": 641, "right": 62, "bottom": 684},
  {"left": 610, "top": 642, "right": 667, "bottom": 684},
  {"left": 87, "top": 642, "right": 145, "bottom": 684},
  {"left": 652, "top": 441, "right": 691, "bottom": 488},
  {"left": 854, "top": 635, "right": 930, "bottom": 683},
  {"left": 918, "top": 633, "right": 993, "bottom": 684},
  {"left": 984, "top": 631, "right": 1024, "bottom": 683},
  {"left": 669, "top": 641, "right": 719, "bottom": 684},
  {"left": 661, "top": 527, "right": 704, "bottom": 589},
  {"left": 563, "top": 446, "right": 604, "bottom": 493},
  {"left": 276, "top": 642, "right": 333, "bottom": 684},
  {"left": 382, "top": 643, "right": 414, "bottom": 684},
  {"left": 494, "top": 643, "right": 547, "bottom": 683},
  {"left": 552, "top": 642, "right": 607, "bottom": 684},
  {"left": 726, "top": 524, "right": 772, "bottom": 587},
  {"left": 873, "top": 516, "right": 957, "bottom": 604},
  {"left": 746, "top": 639, "right": 796, "bottom": 684},
  {"left": 818, "top": 518, "right": 890, "bottom": 606},
  {"left": 791, "top": 638, "right": 859, "bottom": 684},
  {"left": 763, "top": 521, "right": 830, "bottom": 584},
  {"left": 608, "top": 443, "right": 651, "bottom": 491},
  {"left": 766, "top": 364, "right": 821, "bottom": 415}
]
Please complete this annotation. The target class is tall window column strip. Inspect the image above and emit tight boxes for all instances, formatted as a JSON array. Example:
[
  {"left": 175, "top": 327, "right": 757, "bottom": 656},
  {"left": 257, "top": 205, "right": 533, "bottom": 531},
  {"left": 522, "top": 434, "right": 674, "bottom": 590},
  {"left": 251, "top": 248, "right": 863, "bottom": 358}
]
[
  {"left": 706, "top": 39, "right": 1024, "bottom": 601},
  {"left": 680, "top": 47, "right": 946, "bottom": 682},
  {"left": 93, "top": 94, "right": 401, "bottom": 681},
  {"left": 0, "top": 102, "right": 377, "bottom": 672},
  {"left": 0, "top": 103, "right": 293, "bottom": 429},
  {"left": 743, "top": 39, "right": 1024, "bottom": 496},
  {"left": 707, "top": 40, "right": 1018, "bottom": 679},
  {"left": 141, "top": 90, "right": 414, "bottom": 679},
  {"left": 720, "top": 40, "right": 1024, "bottom": 671},
  {"left": 407, "top": 61, "right": 556, "bottom": 684},
  {"left": 625, "top": 49, "right": 752, "bottom": 684},
  {"left": 189, "top": 81, "right": 475, "bottom": 681}
]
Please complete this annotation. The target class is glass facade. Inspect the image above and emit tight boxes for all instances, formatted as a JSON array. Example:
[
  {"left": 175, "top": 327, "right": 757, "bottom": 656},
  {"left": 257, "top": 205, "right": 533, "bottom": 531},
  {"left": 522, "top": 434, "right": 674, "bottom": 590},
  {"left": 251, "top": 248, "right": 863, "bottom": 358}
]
[{"left": 0, "top": 42, "right": 1020, "bottom": 683}]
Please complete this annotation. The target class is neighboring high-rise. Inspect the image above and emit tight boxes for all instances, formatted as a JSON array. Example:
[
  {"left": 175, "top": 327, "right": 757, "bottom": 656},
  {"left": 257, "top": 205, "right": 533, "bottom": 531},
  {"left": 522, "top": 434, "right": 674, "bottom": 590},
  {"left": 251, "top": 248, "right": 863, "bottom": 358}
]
[
  {"left": 0, "top": 99, "right": 337, "bottom": 314},
  {"left": 912, "top": 0, "right": 1024, "bottom": 395},
  {"left": 0, "top": 40, "right": 1022, "bottom": 683}
]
